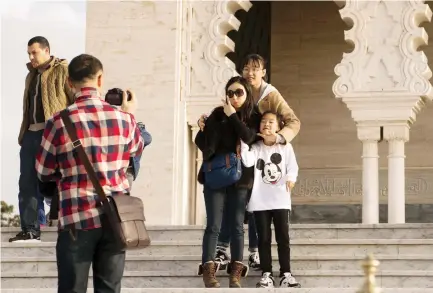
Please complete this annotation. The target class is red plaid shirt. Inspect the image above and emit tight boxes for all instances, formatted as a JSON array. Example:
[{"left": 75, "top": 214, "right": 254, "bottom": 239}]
[{"left": 35, "top": 87, "right": 144, "bottom": 230}]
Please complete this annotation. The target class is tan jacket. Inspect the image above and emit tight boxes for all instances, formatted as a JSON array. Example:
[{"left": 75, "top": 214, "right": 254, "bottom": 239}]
[
  {"left": 257, "top": 87, "right": 301, "bottom": 143},
  {"left": 18, "top": 57, "right": 74, "bottom": 145}
]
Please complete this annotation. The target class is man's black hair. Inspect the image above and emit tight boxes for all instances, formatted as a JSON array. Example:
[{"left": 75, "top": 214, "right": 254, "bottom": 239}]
[
  {"left": 68, "top": 54, "right": 103, "bottom": 83},
  {"left": 28, "top": 36, "right": 50, "bottom": 52}
]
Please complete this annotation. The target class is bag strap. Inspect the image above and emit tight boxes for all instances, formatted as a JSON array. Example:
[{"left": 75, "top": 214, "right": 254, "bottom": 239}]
[{"left": 60, "top": 110, "right": 107, "bottom": 202}]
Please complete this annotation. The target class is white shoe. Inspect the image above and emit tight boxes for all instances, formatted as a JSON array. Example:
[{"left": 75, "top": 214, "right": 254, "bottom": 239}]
[
  {"left": 248, "top": 251, "right": 260, "bottom": 269},
  {"left": 215, "top": 246, "right": 230, "bottom": 270},
  {"left": 280, "top": 272, "right": 301, "bottom": 288},
  {"left": 256, "top": 272, "right": 275, "bottom": 288}
]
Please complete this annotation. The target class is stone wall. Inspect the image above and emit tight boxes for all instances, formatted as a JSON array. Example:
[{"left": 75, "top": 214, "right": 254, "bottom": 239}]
[
  {"left": 86, "top": 1, "right": 179, "bottom": 224},
  {"left": 270, "top": 1, "right": 433, "bottom": 223}
]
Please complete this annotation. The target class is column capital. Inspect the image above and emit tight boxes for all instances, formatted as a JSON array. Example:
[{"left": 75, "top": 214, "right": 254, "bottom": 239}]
[
  {"left": 357, "top": 125, "right": 381, "bottom": 141},
  {"left": 383, "top": 124, "right": 410, "bottom": 142}
]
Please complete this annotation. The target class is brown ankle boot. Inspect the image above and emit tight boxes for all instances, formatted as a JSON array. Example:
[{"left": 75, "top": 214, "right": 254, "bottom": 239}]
[
  {"left": 228, "top": 261, "right": 248, "bottom": 288},
  {"left": 198, "top": 261, "right": 220, "bottom": 288}
]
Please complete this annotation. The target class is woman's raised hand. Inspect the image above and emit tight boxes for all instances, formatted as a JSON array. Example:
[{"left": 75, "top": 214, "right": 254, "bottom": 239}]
[{"left": 221, "top": 96, "right": 236, "bottom": 117}]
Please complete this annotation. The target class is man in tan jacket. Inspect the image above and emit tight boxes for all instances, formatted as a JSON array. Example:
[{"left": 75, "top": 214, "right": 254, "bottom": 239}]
[{"left": 9, "top": 36, "right": 74, "bottom": 242}]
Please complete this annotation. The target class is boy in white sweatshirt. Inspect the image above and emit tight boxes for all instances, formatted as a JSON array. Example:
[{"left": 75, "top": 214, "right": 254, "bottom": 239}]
[{"left": 240, "top": 110, "right": 300, "bottom": 288}]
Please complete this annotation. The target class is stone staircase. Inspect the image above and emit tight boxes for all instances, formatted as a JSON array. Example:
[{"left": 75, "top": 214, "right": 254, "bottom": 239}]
[{"left": 2, "top": 224, "right": 433, "bottom": 292}]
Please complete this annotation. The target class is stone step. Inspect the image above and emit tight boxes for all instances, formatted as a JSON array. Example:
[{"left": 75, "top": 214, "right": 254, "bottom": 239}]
[
  {"left": 2, "top": 255, "right": 433, "bottom": 272},
  {"left": 2, "top": 270, "right": 433, "bottom": 288},
  {"left": 3, "top": 289, "right": 433, "bottom": 293},
  {"left": 2, "top": 239, "right": 432, "bottom": 257},
  {"left": 3, "top": 223, "right": 433, "bottom": 242}
]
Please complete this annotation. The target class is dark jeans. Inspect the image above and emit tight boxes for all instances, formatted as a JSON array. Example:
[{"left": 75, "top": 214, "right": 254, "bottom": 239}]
[
  {"left": 49, "top": 192, "right": 59, "bottom": 220},
  {"left": 218, "top": 209, "right": 258, "bottom": 252},
  {"left": 57, "top": 218, "right": 126, "bottom": 293},
  {"left": 202, "top": 185, "right": 248, "bottom": 264},
  {"left": 254, "top": 209, "right": 291, "bottom": 276},
  {"left": 18, "top": 130, "right": 45, "bottom": 235},
  {"left": 38, "top": 196, "right": 46, "bottom": 225},
  {"left": 39, "top": 181, "right": 59, "bottom": 220}
]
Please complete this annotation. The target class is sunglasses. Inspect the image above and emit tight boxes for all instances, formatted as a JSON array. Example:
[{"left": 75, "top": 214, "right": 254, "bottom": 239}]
[{"left": 227, "top": 88, "right": 245, "bottom": 99}]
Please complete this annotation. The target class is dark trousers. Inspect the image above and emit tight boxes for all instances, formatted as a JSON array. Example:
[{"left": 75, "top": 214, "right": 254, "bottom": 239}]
[
  {"left": 39, "top": 180, "right": 59, "bottom": 220},
  {"left": 18, "top": 130, "right": 45, "bottom": 235},
  {"left": 254, "top": 209, "right": 291, "bottom": 276},
  {"left": 56, "top": 218, "right": 125, "bottom": 293},
  {"left": 218, "top": 209, "right": 258, "bottom": 252},
  {"left": 202, "top": 185, "right": 248, "bottom": 264},
  {"left": 50, "top": 192, "right": 59, "bottom": 220}
]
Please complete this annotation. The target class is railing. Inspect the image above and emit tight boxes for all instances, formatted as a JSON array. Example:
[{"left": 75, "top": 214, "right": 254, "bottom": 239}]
[{"left": 358, "top": 254, "right": 381, "bottom": 293}]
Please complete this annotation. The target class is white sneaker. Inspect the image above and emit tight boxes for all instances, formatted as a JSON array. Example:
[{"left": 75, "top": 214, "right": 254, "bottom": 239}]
[
  {"left": 248, "top": 251, "right": 260, "bottom": 269},
  {"left": 215, "top": 246, "right": 230, "bottom": 270},
  {"left": 256, "top": 272, "right": 275, "bottom": 288},
  {"left": 280, "top": 272, "right": 301, "bottom": 288}
]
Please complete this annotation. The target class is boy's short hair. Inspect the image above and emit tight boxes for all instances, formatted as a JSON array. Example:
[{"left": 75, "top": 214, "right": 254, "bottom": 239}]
[{"left": 261, "top": 110, "right": 285, "bottom": 130}]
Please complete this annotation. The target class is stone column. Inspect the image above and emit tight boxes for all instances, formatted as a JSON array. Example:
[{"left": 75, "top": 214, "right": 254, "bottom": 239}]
[
  {"left": 384, "top": 124, "right": 409, "bottom": 224},
  {"left": 191, "top": 126, "right": 206, "bottom": 225},
  {"left": 357, "top": 126, "right": 380, "bottom": 224}
]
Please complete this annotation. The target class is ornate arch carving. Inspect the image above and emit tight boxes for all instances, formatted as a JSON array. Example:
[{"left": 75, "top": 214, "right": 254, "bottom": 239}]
[
  {"left": 205, "top": 0, "right": 252, "bottom": 96},
  {"left": 185, "top": 0, "right": 252, "bottom": 126},
  {"left": 332, "top": 0, "right": 433, "bottom": 123}
]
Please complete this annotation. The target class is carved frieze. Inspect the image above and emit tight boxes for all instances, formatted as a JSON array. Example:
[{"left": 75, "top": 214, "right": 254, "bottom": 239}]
[
  {"left": 294, "top": 177, "right": 363, "bottom": 198},
  {"left": 292, "top": 169, "right": 433, "bottom": 204}
]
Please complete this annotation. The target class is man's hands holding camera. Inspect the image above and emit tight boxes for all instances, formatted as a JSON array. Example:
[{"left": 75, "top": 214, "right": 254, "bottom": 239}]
[
  {"left": 120, "top": 89, "right": 137, "bottom": 115},
  {"left": 105, "top": 88, "right": 137, "bottom": 115}
]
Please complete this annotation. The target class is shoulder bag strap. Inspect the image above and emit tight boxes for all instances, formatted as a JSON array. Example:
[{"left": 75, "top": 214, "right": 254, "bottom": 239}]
[{"left": 60, "top": 110, "right": 107, "bottom": 202}]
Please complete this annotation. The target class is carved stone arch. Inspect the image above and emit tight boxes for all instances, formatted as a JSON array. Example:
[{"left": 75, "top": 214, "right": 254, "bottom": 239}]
[
  {"left": 204, "top": 0, "right": 253, "bottom": 96},
  {"left": 226, "top": 1, "right": 272, "bottom": 81}
]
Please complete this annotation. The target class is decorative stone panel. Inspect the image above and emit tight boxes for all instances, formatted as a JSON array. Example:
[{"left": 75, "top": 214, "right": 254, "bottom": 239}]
[
  {"left": 291, "top": 168, "right": 433, "bottom": 205},
  {"left": 184, "top": 0, "right": 252, "bottom": 126},
  {"left": 333, "top": 0, "right": 433, "bottom": 123}
]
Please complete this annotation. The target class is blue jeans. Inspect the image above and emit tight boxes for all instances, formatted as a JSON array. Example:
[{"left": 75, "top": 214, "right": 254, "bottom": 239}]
[
  {"left": 218, "top": 209, "right": 258, "bottom": 252},
  {"left": 218, "top": 190, "right": 258, "bottom": 252},
  {"left": 18, "top": 130, "right": 45, "bottom": 235},
  {"left": 202, "top": 185, "right": 248, "bottom": 264}
]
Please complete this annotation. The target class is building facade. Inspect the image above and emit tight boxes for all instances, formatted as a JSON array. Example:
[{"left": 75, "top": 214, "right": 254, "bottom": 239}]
[{"left": 86, "top": 0, "right": 433, "bottom": 225}]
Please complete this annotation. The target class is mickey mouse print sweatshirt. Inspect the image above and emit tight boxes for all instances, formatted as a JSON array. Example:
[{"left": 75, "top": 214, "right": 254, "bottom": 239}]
[{"left": 240, "top": 140, "right": 299, "bottom": 212}]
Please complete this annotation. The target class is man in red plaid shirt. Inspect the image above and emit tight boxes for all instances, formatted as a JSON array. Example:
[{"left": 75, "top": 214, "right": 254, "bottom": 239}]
[{"left": 35, "top": 54, "right": 144, "bottom": 293}]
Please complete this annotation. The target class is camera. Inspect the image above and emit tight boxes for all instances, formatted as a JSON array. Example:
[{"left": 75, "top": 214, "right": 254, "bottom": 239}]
[{"left": 105, "top": 88, "right": 132, "bottom": 106}]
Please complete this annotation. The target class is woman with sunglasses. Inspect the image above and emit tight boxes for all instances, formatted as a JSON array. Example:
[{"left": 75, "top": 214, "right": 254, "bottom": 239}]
[
  {"left": 195, "top": 76, "right": 261, "bottom": 288},
  {"left": 200, "top": 54, "right": 300, "bottom": 151}
]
